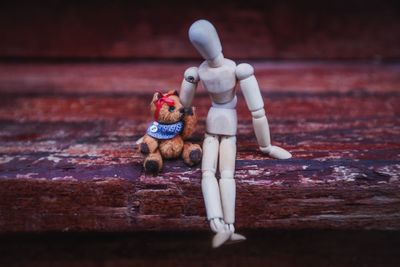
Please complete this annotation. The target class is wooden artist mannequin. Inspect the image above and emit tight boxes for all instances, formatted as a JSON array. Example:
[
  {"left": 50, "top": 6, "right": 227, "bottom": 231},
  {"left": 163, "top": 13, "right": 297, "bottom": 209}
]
[{"left": 179, "top": 19, "right": 292, "bottom": 248}]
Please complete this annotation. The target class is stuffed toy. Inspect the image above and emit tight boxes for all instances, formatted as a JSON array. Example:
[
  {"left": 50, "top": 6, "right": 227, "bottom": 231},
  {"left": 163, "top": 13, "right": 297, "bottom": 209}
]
[{"left": 139, "top": 90, "right": 202, "bottom": 173}]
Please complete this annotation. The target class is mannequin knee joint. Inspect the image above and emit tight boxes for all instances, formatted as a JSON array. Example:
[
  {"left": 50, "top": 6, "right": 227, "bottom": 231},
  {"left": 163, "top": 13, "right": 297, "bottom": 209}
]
[
  {"left": 202, "top": 170, "right": 216, "bottom": 180},
  {"left": 220, "top": 170, "right": 234, "bottom": 180}
]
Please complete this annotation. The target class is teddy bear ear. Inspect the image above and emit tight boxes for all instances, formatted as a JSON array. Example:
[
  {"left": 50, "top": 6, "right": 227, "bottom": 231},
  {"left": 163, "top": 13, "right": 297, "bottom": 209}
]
[
  {"left": 166, "top": 89, "right": 179, "bottom": 97},
  {"left": 152, "top": 92, "right": 162, "bottom": 102}
]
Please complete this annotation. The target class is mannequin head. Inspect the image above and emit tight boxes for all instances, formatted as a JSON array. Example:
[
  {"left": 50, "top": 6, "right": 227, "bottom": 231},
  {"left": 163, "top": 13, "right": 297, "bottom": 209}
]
[{"left": 189, "top": 19, "right": 224, "bottom": 67}]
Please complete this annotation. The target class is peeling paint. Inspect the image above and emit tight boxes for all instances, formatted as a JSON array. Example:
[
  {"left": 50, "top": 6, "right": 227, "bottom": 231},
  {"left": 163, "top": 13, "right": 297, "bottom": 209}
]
[
  {"left": 331, "top": 166, "right": 366, "bottom": 182},
  {"left": 375, "top": 164, "right": 400, "bottom": 181},
  {"left": 51, "top": 176, "right": 78, "bottom": 181},
  {"left": 46, "top": 155, "right": 62, "bottom": 163},
  {"left": 0, "top": 156, "right": 14, "bottom": 164},
  {"left": 16, "top": 173, "right": 38, "bottom": 179}
]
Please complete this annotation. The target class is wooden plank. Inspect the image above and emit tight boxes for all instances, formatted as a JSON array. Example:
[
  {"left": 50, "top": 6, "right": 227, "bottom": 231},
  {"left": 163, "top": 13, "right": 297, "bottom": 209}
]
[
  {"left": 0, "top": 62, "right": 399, "bottom": 94},
  {"left": 0, "top": 76, "right": 399, "bottom": 232},
  {"left": 0, "top": 0, "right": 399, "bottom": 59}
]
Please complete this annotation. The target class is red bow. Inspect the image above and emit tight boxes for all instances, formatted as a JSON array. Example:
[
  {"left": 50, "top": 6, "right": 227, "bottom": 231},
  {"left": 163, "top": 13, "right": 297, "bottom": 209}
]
[{"left": 153, "top": 92, "right": 175, "bottom": 121}]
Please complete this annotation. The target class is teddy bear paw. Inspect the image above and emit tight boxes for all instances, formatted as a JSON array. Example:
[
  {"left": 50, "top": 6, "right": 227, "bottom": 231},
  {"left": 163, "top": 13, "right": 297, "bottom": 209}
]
[
  {"left": 184, "top": 107, "right": 194, "bottom": 116},
  {"left": 140, "top": 143, "right": 150, "bottom": 154},
  {"left": 183, "top": 144, "right": 202, "bottom": 166},
  {"left": 189, "top": 149, "right": 202, "bottom": 165},
  {"left": 144, "top": 159, "right": 161, "bottom": 174}
]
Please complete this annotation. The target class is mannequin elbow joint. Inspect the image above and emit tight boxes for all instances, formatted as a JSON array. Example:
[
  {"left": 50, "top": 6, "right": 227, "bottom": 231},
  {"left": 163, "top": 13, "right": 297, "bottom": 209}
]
[{"left": 184, "top": 67, "right": 199, "bottom": 83}]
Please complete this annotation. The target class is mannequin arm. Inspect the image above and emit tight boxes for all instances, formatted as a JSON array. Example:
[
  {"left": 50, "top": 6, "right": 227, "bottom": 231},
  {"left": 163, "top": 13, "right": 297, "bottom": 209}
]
[
  {"left": 180, "top": 67, "right": 199, "bottom": 108},
  {"left": 236, "top": 63, "right": 291, "bottom": 159}
]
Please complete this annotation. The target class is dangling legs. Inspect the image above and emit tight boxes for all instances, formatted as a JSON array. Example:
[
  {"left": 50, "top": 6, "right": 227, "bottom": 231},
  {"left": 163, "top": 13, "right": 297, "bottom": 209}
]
[
  {"left": 219, "top": 136, "right": 246, "bottom": 242},
  {"left": 201, "top": 133, "right": 231, "bottom": 247}
]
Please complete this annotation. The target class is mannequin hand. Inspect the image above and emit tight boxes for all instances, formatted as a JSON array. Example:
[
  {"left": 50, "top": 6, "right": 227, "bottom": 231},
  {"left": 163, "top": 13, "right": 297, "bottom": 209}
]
[
  {"left": 260, "top": 145, "right": 292, "bottom": 159},
  {"left": 179, "top": 106, "right": 195, "bottom": 116}
]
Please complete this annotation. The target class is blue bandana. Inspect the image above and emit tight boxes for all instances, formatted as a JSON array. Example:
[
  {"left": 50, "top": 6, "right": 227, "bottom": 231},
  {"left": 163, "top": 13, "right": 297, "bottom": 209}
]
[{"left": 146, "top": 121, "right": 184, "bottom": 140}]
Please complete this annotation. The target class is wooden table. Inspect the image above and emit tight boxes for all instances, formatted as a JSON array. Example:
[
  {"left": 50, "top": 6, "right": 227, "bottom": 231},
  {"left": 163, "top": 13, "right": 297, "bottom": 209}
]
[{"left": 0, "top": 61, "right": 399, "bottom": 232}]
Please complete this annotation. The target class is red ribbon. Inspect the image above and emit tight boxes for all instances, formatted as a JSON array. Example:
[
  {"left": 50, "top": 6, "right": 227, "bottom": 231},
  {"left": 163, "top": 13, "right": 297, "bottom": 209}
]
[{"left": 153, "top": 92, "right": 175, "bottom": 121}]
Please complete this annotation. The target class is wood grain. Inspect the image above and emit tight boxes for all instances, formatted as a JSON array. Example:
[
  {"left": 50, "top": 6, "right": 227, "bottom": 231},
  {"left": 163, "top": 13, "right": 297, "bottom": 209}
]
[
  {"left": 0, "top": 62, "right": 399, "bottom": 232},
  {"left": 0, "top": 62, "right": 399, "bottom": 94}
]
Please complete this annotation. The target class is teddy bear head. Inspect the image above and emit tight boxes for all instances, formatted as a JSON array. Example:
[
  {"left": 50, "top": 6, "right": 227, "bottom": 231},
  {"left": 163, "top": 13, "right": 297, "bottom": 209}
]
[{"left": 150, "top": 90, "right": 184, "bottom": 124}]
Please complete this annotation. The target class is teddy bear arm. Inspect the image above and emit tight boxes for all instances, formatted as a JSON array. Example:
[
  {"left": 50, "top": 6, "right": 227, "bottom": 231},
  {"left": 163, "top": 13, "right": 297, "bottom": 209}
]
[
  {"left": 181, "top": 107, "right": 198, "bottom": 139},
  {"left": 140, "top": 134, "right": 159, "bottom": 154}
]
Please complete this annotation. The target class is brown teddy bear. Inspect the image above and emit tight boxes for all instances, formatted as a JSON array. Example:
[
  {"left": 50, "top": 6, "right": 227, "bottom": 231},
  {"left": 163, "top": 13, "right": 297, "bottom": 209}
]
[{"left": 139, "top": 90, "right": 202, "bottom": 173}]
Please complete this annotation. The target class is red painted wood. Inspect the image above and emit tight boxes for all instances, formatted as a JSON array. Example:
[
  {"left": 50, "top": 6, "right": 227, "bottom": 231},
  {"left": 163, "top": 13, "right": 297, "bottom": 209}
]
[
  {"left": 0, "top": 62, "right": 399, "bottom": 94},
  {"left": 0, "top": 0, "right": 399, "bottom": 60},
  {"left": 0, "top": 61, "right": 399, "bottom": 232}
]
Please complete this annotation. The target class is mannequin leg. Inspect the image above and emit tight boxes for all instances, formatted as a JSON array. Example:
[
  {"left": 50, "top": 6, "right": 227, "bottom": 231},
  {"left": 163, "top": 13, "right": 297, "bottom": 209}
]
[
  {"left": 219, "top": 135, "right": 246, "bottom": 242},
  {"left": 219, "top": 136, "right": 236, "bottom": 224},
  {"left": 201, "top": 133, "right": 231, "bottom": 247},
  {"left": 201, "top": 133, "right": 223, "bottom": 223}
]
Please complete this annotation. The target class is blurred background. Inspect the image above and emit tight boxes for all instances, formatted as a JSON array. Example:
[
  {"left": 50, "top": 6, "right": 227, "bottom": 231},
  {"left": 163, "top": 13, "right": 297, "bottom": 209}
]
[
  {"left": 0, "top": 0, "right": 399, "bottom": 61},
  {"left": 0, "top": 0, "right": 399, "bottom": 266}
]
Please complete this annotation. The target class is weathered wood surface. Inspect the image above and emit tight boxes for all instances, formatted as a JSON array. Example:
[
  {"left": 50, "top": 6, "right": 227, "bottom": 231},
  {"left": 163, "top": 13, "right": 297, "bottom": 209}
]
[
  {"left": 1, "top": 0, "right": 400, "bottom": 60},
  {"left": 1, "top": 62, "right": 399, "bottom": 94},
  {"left": 0, "top": 62, "right": 399, "bottom": 232}
]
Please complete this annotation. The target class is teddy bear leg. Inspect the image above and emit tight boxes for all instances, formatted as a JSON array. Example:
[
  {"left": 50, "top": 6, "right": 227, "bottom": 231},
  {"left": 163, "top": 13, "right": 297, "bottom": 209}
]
[
  {"left": 139, "top": 134, "right": 158, "bottom": 155},
  {"left": 182, "top": 142, "right": 202, "bottom": 166},
  {"left": 144, "top": 149, "right": 163, "bottom": 174},
  {"left": 159, "top": 136, "right": 184, "bottom": 159}
]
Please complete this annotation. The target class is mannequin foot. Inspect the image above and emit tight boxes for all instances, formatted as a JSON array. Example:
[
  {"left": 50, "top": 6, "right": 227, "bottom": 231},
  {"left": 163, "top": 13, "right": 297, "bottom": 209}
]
[
  {"left": 212, "top": 231, "right": 232, "bottom": 248},
  {"left": 260, "top": 145, "right": 292, "bottom": 159},
  {"left": 210, "top": 218, "right": 231, "bottom": 248},
  {"left": 210, "top": 221, "right": 246, "bottom": 248},
  {"left": 226, "top": 224, "right": 246, "bottom": 244}
]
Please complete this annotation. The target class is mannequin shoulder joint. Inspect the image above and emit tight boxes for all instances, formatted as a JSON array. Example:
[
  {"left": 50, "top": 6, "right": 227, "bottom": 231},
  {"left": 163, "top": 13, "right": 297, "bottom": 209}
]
[{"left": 236, "top": 63, "right": 254, "bottom": 80}]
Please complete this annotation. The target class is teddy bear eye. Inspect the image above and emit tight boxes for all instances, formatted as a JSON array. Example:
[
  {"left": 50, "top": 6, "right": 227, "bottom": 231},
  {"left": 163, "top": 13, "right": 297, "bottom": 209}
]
[{"left": 168, "top": 106, "right": 175, "bottom": 112}]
